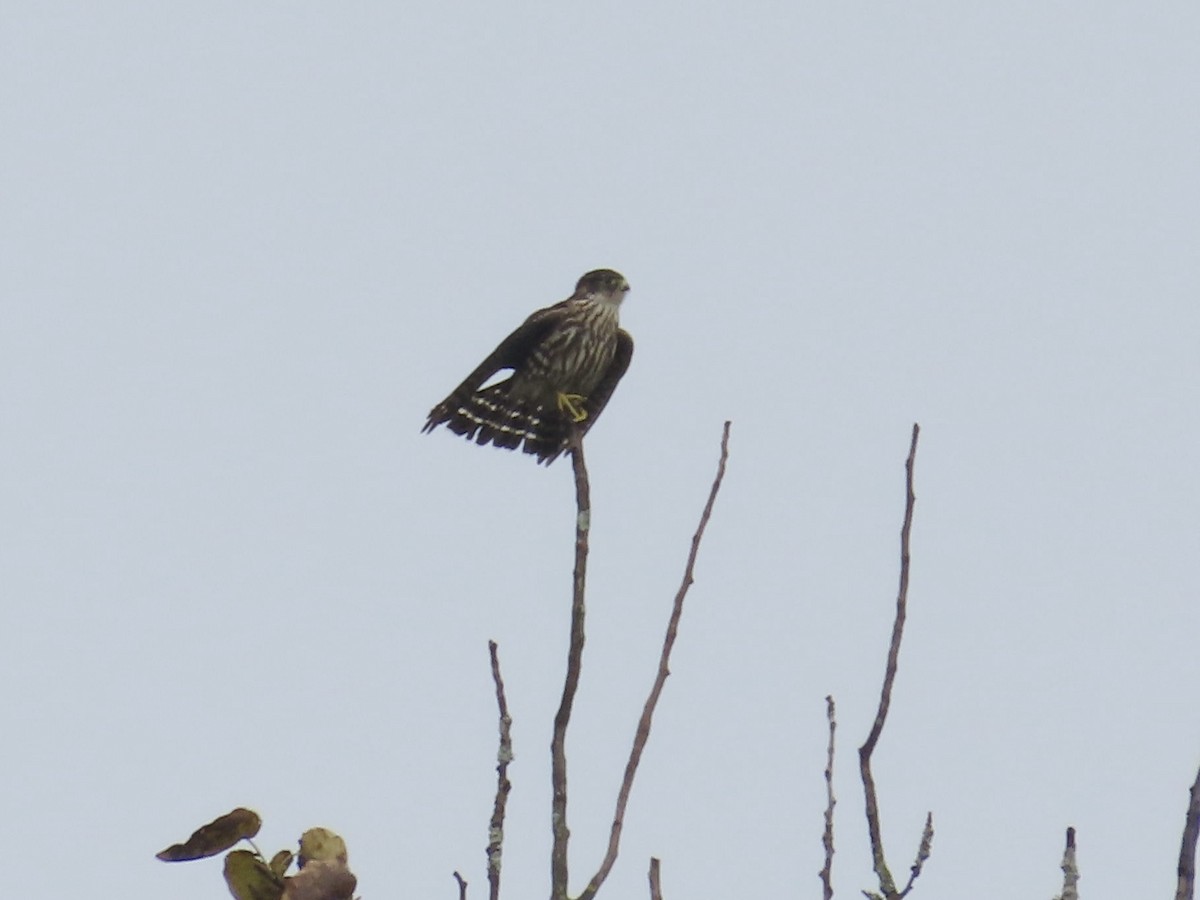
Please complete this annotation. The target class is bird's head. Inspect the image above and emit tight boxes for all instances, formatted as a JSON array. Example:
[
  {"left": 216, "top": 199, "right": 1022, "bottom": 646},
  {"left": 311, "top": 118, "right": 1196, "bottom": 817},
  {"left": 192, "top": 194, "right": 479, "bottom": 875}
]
[{"left": 576, "top": 269, "right": 630, "bottom": 305}]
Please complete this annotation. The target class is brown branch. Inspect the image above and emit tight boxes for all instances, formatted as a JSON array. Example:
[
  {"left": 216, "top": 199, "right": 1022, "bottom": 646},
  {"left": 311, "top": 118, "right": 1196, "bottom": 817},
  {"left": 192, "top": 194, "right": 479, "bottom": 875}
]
[
  {"left": 577, "top": 421, "right": 732, "bottom": 900},
  {"left": 453, "top": 870, "right": 468, "bottom": 900},
  {"left": 857, "top": 424, "right": 932, "bottom": 900},
  {"left": 487, "top": 641, "right": 513, "bottom": 900},
  {"left": 1176, "top": 764, "right": 1200, "bottom": 900},
  {"left": 820, "top": 695, "right": 837, "bottom": 900},
  {"left": 648, "top": 857, "right": 663, "bottom": 900},
  {"left": 550, "top": 427, "right": 591, "bottom": 900}
]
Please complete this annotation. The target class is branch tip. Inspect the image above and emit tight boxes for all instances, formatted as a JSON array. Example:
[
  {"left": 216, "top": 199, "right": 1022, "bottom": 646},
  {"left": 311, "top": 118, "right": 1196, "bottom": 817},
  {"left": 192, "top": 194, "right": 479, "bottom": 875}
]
[
  {"left": 648, "top": 857, "right": 663, "bottom": 900},
  {"left": 486, "top": 641, "right": 513, "bottom": 900},
  {"left": 820, "top": 695, "right": 837, "bottom": 900},
  {"left": 1174, "top": 763, "right": 1200, "bottom": 900}
]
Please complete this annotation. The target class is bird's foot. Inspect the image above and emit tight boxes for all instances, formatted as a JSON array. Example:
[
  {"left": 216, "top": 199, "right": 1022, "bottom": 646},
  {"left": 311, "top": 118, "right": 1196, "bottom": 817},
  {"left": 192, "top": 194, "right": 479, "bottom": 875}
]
[{"left": 557, "top": 392, "right": 589, "bottom": 423}]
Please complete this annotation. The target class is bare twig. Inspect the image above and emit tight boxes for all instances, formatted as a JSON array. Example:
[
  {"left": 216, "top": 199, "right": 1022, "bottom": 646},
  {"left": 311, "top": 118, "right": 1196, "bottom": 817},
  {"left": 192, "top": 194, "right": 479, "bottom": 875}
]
[
  {"left": 648, "top": 857, "right": 663, "bottom": 900},
  {"left": 857, "top": 424, "right": 932, "bottom": 900},
  {"left": 550, "top": 427, "right": 592, "bottom": 900},
  {"left": 453, "top": 870, "right": 468, "bottom": 900},
  {"left": 577, "top": 421, "right": 732, "bottom": 900},
  {"left": 487, "top": 641, "right": 513, "bottom": 900},
  {"left": 1176, "top": 763, "right": 1200, "bottom": 900},
  {"left": 901, "top": 813, "right": 933, "bottom": 895},
  {"left": 820, "top": 695, "right": 837, "bottom": 900},
  {"left": 1056, "top": 827, "right": 1079, "bottom": 900}
]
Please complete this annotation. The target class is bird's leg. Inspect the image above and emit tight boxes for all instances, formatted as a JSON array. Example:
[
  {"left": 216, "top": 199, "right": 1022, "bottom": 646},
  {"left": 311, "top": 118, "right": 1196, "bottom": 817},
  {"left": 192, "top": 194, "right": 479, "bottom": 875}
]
[{"left": 556, "top": 392, "right": 589, "bottom": 423}]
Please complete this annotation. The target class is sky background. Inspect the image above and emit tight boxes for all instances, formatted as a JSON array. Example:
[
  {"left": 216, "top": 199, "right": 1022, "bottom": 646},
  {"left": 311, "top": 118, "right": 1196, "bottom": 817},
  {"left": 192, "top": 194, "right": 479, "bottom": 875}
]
[{"left": 3, "top": 3, "right": 1198, "bottom": 899}]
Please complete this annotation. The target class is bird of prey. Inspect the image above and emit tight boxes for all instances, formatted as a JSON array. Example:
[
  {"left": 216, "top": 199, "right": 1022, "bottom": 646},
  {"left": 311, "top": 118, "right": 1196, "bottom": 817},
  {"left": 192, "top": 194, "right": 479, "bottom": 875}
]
[{"left": 423, "top": 269, "right": 634, "bottom": 465}]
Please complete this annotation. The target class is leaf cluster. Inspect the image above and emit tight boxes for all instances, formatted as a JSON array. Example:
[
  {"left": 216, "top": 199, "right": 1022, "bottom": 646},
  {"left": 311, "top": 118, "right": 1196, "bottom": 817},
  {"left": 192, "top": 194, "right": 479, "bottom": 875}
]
[{"left": 156, "top": 808, "right": 356, "bottom": 900}]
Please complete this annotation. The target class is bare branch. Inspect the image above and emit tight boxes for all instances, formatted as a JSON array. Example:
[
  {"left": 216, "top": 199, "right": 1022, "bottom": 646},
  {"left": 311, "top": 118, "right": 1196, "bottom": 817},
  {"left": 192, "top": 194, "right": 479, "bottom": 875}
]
[
  {"left": 577, "top": 421, "right": 732, "bottom": 900},
  {"left": 820, "top": 695, "right": 837, "bottom": 900},
  {"left": 648, "top": 857, "right": 663, "bottom": 900},
  {"left": 1176, "top": 764, "right": 1200, "bottom": 900},
  {"left": 1056, "top": 827, "right": 1079, "bottom": 900},
  {"left": 487, "top": 641, "right": 513, "bottom": 900},
  {"left": 453, "top": 870, "right": 468, "bottom": 900},
  {"left": 550, "top": 427, "right": 592, "bottom": 900},
  {"left": 857, "top": 424, "right": 932, "bottom": 900}
]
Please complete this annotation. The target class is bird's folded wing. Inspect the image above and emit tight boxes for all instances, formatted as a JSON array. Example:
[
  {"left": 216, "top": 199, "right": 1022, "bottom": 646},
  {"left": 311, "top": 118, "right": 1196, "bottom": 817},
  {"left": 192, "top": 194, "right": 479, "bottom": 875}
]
[{"left": 580, "top": 329, "right": 634, "bottom": 436}]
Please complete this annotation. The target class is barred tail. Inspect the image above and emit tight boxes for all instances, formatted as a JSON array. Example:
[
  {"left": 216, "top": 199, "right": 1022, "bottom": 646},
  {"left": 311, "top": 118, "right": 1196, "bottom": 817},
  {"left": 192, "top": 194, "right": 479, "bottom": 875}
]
[{"left": 423, "top": 385, "right": 570, "bottom": 464}]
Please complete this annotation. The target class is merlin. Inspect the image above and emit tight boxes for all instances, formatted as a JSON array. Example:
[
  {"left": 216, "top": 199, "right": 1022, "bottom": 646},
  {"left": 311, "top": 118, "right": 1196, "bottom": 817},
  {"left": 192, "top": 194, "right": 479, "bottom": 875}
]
[{"left": 423, "top": 269, "right": 634, "bottom": 465}]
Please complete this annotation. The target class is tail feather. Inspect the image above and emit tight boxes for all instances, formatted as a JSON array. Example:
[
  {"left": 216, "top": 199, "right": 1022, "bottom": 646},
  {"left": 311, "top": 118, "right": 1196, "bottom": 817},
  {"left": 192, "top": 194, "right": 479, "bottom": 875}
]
[{"left": 425, "top": 385, "right": 570, "bottom": 464}]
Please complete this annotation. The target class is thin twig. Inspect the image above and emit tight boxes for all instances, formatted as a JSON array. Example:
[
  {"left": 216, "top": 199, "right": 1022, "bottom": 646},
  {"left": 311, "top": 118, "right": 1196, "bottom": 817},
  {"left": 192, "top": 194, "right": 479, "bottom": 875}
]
[
  {"left": 1176, "top": 763, "right": 1200, "bottom": 900},
  {"left": 487, "top": 641, "right": 513, "bottom": 900},
  {"left": 857, "top": 424, "right": 932, "bottom": 900},
  {"left": 577, "top": 421, "right": 732, "bottom": 900},
  {"left": 820, "top": 695, "right": 837, "bottom": 900},
  {"left": 1057, "top": 827, "right": 1079, "bottom": 900},
  {"left": 900, "top": 813, "right": 934, "bottom": 896},
  {"left": 648, "top": 857, "right": 663, "bottom": 900},
  {"left": 453, "top": 870, "right": 468, "bottom": 900},
  {"left": 550, "top": 427, "right": 591, "bottom": 900}
]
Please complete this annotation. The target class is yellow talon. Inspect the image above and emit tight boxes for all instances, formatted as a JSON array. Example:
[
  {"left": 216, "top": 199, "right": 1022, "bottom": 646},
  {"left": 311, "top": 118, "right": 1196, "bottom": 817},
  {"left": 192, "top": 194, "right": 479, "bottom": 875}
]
[{"left": 557, "top": 392, "right": 588, "bottom": 423}]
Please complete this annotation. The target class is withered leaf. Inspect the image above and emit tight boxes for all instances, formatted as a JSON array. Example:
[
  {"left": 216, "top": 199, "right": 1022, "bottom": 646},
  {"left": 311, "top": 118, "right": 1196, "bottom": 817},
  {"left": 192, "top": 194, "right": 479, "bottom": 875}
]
[
  {"left": 156, "top": 808, "right": 263, "bottom": 862},
  {"left": 297, "top": 828, "right": 347, "bottom": 868},
  {"left": 282, "top": 859, "right": 357, "bottom": 900}
]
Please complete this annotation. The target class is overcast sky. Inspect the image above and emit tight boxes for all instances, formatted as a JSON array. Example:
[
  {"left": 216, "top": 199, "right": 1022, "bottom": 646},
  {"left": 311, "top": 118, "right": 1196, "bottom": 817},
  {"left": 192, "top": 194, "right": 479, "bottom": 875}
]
[{"left": 3, "top": 3, "right": 1198, "bottom": 899}]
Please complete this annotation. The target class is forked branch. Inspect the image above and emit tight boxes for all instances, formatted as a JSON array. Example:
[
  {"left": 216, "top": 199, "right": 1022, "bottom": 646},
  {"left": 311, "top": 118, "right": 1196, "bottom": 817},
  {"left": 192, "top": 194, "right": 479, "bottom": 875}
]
[
  {"left": 576, "top": 421, "right": 731, "bottom": 900},
  {"left": 857, "top": 424, "right": 933, "bottom": 900},
  {"left": 549, "top": 422, "right": 732, "bottom": 900}
]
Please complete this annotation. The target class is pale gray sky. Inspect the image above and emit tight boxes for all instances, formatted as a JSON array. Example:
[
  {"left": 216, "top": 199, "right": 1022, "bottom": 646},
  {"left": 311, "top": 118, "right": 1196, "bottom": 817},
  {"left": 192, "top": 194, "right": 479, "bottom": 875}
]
[{"left": 3, "top": 3, "right": 1198, "bottom": 899}]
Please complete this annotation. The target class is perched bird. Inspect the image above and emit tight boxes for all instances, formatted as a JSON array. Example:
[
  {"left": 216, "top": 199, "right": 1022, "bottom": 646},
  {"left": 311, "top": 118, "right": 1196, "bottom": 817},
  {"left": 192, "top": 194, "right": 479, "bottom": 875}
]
[{"left": 423, "top": 269, "right": 634, "bottom": 465}]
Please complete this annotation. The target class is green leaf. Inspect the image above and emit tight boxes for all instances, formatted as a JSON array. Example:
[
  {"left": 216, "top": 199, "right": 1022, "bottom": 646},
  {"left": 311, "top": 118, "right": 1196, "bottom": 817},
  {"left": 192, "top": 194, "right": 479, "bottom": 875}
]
[
  {"left": 224, "top": 850, "right": 284, "bottom": 900},
  {"left": 156, "top": 808, "right": 263, "bottom": 862},
  {"left": 269, "top": 850, "right": 295, "bottom": 878}
]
